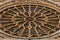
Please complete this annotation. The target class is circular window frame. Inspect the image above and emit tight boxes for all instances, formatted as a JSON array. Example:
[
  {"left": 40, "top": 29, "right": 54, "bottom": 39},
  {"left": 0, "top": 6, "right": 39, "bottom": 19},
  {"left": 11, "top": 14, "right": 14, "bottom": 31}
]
[{"left": 0, "top": 1, "right": 60, "bottom": 39}]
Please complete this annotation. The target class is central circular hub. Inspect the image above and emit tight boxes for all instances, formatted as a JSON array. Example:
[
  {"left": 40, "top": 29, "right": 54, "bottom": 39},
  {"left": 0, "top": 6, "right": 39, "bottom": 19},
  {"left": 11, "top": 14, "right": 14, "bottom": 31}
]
[{"left": 26, "top": 17, "right": 34, "bottom": 21}]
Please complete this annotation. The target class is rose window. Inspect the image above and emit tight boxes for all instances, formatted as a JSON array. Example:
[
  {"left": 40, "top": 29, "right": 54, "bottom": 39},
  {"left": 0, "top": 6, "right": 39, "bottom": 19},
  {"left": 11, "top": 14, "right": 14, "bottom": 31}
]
[{"left": 0, "top": 5, "right": 60, "bottom": 38}]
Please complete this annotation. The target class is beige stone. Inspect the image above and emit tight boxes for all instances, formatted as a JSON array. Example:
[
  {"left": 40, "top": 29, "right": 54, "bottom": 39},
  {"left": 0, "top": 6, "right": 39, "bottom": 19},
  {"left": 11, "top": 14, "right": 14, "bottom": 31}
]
[
  {"left": 0, "top": 0, "right": 6, "bottom": 2},
  {"left": 52, "top": 0, "right": 60, "bottom": 2}
]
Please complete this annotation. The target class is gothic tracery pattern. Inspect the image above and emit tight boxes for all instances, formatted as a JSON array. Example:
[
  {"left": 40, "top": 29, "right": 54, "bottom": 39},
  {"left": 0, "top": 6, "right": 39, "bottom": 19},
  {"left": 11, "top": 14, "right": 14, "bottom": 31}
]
[{"left": 0, "top": 5, "right": 60, "bottom": 38}]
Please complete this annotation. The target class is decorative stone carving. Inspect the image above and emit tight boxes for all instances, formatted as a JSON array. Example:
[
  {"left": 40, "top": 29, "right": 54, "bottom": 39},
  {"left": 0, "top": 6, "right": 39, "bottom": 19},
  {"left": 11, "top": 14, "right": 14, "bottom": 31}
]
[{"left": 0, "top": 0, "right": 60, "bottom": 40}]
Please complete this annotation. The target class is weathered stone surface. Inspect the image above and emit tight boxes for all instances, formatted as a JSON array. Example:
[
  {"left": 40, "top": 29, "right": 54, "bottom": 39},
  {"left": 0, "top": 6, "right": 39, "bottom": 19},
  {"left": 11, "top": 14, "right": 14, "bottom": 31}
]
[{"left": 0, "top": 0, "right": 60, "bottom": 40}]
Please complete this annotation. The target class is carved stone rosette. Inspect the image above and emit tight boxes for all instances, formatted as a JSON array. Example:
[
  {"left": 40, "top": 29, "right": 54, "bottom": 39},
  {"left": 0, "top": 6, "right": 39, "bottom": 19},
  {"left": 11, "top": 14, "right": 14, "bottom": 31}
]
[{"left": 0, "top": 0, "right": 60, "bottom": 39}]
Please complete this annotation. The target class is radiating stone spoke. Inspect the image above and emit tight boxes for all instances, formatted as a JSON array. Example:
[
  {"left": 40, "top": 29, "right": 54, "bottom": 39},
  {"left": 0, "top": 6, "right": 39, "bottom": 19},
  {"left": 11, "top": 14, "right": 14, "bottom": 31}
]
[
  {"left": 18, "top": 21, "right": 25, "bottom": 25},
  {"left": 28, "top": 22, "right": 32, "bottom": 28},
  {"left": 44, "top": 22, "right": 56, "bottom": 27},
  {"left": 14, "top": 7, "right": 21, "bottom": 16},
  {"left": 8, "top": 9, "right": 17, "bottom": 15},
  {"left": 11, "top": 25, "right": 21, "bottom": 34},
  {"left": 29, "top": 27, "right": 31, "bottom": 37},
  {"left": 6, "top": 24, "right": 15, "bottom": 30},
  {"left": 34, "top": 5, "right": 38, "bottom": 12},
  {"left": 22, "top": 5, "right": 26, "bottom": 12},
  {"left": 1, "top": 21, "right": 13, "bottom": 25},
  {"left": 8, "top": 26, "right": 14, "bottom": 30},
  {"left": 38, "top": 7, "right": 45, "bottom": 14},
  {"left": 34, "top": 12, "right": 41, "bottom": 17},
  {"left": 14, "top": 6, "right": 27, "bottom": 17},
  {"left": 15, "top": 26, "right": 24, "bottom": 36},
  {"left": 5, "top": 12, "right": 13, "bottom": 16},
  {"left": 38, "top": 25, "right": 49, "bottom": 35},
  {"left": 29, "top": 5, "right": 31, "bottom": 17},
  {"left": 29, "top": 5, "right": 31, "bottom": 12},
  {"left": 46, "top": 21, "right": 59, "bottom": 25},
  {"left": 45, "top": 12, "right": 54, "bottom": 16},
  {"left": 50, "top": 9, "right": 57, "bottom": 14},
  {"left": 34, "top": 21, "right": 42, "bottom": 26},
  {"left": 14, "top": 18, "right": 24, "bottom": 22},
  {"left": 34, "top": 27, "right": 40, "bottom": 37},
  {"left": 20, "top": 27, "right": 26, "bottom": 36},
  {"left": 44, "top": 24, "right": 56, "bottom": 31}
]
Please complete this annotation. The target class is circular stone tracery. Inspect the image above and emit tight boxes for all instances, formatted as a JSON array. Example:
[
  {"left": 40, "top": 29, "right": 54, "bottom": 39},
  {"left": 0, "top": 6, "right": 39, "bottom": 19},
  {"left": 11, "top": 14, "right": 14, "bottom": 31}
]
[{"left": 0, "top": 5, "right": 60, "bottom": 38}]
